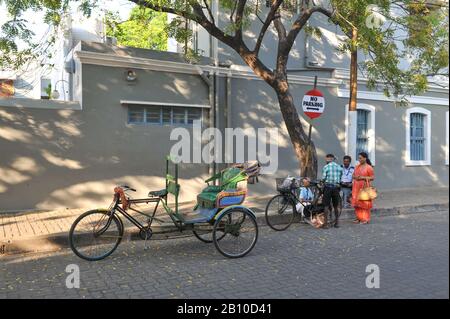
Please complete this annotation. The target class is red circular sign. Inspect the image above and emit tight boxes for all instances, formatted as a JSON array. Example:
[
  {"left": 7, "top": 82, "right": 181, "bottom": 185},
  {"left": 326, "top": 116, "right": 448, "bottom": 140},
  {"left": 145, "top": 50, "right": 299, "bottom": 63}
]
[{"left": 302, "top": 89, "right": 325, "bottom": 120}]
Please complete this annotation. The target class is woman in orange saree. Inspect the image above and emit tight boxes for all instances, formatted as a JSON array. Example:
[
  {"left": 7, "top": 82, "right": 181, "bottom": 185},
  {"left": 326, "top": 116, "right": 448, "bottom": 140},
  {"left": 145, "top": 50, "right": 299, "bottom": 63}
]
[{"left": 352, "top": 152, "right": 375, "bottom": 224}]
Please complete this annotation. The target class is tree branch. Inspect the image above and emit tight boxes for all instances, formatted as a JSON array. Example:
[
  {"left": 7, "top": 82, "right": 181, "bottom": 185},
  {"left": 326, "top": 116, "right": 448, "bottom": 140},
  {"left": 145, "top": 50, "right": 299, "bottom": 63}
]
[
  {"left": 193, "top": 1, "right": 276, "bottom": 86},
  {"left": 190, "top": 1, "right": 238, "bottom": 48},
  {"left": 129, "top": 0, "right": 276, "bottom": 86},
  {"left": 202, "top": 0, "right": 215, "bottom": 24},
  {"left": 129, "top": 0, "right": 197, "bottom": 20},
  {"left": 273, "top": 14, "right": 287, "bottom": 41},
  {"left": 273, "top": 12, "right": 289, "bottom": 77},
  {"left": 230, "top": 0, "right": 238, "bottom": 22},
  {"left": 254, "top": 0, "right": 264, "bottom": 24},
  {"left": 254, "top": 0, "right": 284, "bottom": 55},
  {"left": 283, "top": 6, "right": 336, "bottom": 55},
  {"left": 129, "top": 0, "right": 236, "bottom": 48},
  {"left": 234, "top": 0, "right": 248, "bottom": 41}
]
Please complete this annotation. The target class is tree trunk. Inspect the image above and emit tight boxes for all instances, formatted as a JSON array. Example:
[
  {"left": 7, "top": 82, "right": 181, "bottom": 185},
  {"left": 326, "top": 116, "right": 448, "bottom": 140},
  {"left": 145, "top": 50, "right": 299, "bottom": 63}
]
[
  {"left": 276, "top": 87, "right": 318, "bottom": 179},
  {"left": 349, "top": 27, "right": 358, "bottom": 112},
  {"left": 240, "top": 52, "right": 319, "bottom": 178}
]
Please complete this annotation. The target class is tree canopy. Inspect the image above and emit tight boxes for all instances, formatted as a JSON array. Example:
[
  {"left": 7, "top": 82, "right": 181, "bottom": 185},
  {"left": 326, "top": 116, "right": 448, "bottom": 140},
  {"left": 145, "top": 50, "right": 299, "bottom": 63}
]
[
  {"left": 1, "top": 1, "right": 448, "bottom": 96},
  {"left": 105, "top": 6, "right": 167, "bottom": 50}
]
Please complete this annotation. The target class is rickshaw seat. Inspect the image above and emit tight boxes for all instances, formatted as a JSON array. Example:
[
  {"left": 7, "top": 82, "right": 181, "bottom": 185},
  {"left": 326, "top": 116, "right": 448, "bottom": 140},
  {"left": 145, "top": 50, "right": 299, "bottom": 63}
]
[
  {"left": 198, "top": 190, "right": 219, "bottom": 202},
  {"left": 148, "top": 189, "right": 168, "bottom": 197},
  {"left": 197, "top": 167, "right": 247, "bottom": 209},
  {"left": 201, "top": 185, "right": 222, "bottom": 193}
]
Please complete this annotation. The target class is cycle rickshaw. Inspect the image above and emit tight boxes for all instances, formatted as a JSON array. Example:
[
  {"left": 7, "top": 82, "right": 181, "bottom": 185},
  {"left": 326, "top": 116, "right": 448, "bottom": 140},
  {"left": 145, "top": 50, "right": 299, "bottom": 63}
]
[{"left": 69, "top": 156, "right": 261, "bottom": 261}]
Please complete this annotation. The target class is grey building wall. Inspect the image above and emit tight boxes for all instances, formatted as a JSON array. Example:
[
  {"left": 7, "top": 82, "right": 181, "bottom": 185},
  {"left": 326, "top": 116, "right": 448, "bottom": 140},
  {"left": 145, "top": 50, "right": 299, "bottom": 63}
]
[
  {"left": 0, "top": 63, "right": 211, "bottom": 211},
  {"left": 371, "top": 101, "right": 449, "bottom": 189}
]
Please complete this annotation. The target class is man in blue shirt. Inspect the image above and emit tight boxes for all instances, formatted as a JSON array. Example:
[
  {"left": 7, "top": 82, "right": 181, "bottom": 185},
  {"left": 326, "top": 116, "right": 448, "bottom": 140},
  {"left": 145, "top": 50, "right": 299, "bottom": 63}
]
[
  {"left": 321, "top": 154, "right": 343, "bottom": 228},
  {"left": 340, "top": 155, "right": 355, "bottom": 208},
  {"left": 296, "top": 177, "right": 314, "bottom": 216}
]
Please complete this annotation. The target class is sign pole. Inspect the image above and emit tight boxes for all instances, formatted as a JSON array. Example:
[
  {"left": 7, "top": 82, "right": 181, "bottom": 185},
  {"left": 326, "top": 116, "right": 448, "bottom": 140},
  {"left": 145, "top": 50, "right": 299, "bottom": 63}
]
[
  {"left": 302, "top": 75, "right": 324, "bottom": 178},
  {"left": 304, "top": 76, "right": 318, "bottom": 177}
]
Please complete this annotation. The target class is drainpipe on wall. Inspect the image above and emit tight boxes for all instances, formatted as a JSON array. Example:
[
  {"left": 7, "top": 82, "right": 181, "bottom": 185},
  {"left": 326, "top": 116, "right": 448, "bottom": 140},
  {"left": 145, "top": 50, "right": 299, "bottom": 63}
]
[
  {"left": 212, "top": 0, "right": 219, "bottom": 66},
  {"left": 227, "top": 73, "right": 232, "bottom": 126},
  {"left": 226, "top": 71, "right": 232, "bottom": 162},
  {"left": 196, "top": 67, "right": 215, "bottom": 180},
  {"left": 212, "top": 71, "right": 218, "bottom": 180}
]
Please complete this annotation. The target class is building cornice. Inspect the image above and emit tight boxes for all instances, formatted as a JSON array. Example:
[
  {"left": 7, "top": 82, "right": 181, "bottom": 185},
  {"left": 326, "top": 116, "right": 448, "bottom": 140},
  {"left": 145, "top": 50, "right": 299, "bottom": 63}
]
[
  {"left": 337, "top": 88, "right": 449, "bottom": 106},
  {"left": 334, "top": 68, "right": 449, "bottom": 94},
  {"left": 229, "top": 69, "right": 343, "bottom": 87},
  {"left": 74, "top": 50, "right": 344, "bottom": 88},
  {"left": 120, "top": 100, "right": 210, "bottom": 109},
  {"left": 74, "top": 50, "right": 205, "bottom": 76},
  {"left": 0, "top": 97, "right": 81, "bottom": 110},
  {"left": 75, "top": 50, "right": 449, "bottom": 96}
]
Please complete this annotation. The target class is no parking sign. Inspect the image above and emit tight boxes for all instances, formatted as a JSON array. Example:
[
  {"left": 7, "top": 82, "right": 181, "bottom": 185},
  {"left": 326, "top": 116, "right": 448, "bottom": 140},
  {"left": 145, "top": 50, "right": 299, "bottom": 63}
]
[{"left": 302, "top": 88, "right": 325, "bottom": 120}]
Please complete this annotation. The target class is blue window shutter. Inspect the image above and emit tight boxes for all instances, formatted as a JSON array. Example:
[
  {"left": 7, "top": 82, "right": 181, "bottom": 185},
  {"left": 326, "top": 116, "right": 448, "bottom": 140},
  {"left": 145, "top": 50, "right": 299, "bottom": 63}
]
[
  {"left": 410, "top": 113, "right": 425, "bottom": 161},
  {"left": 357, "top": 109, "right": 370, "bottom": 156}
]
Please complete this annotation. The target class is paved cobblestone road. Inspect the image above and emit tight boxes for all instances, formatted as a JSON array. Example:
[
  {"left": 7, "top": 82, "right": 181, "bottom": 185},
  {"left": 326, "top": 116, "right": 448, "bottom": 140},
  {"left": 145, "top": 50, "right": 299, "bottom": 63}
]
[{"left": 1, "top": 211, "right": 448, "bottom": 299}]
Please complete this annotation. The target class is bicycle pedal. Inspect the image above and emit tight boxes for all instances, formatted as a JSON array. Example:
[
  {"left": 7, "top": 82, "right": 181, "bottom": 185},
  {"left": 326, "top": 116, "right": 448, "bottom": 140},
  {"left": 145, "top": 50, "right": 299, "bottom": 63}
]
[{"left": 139, "top": 227, "right": 153, "bottom": 240}]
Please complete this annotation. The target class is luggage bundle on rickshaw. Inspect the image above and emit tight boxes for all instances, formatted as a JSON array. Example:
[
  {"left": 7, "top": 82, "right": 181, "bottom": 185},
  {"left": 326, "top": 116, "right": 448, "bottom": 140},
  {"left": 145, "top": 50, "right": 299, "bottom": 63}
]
[{"left": 276, "top": 176, "right": 301, "bottom": 193}]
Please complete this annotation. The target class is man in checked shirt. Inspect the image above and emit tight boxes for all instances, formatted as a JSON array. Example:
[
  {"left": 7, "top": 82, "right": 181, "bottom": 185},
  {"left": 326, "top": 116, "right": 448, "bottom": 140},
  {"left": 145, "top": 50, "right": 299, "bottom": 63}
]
[{"left": 321, "top": 154, "right": 343, "bottom": 228}]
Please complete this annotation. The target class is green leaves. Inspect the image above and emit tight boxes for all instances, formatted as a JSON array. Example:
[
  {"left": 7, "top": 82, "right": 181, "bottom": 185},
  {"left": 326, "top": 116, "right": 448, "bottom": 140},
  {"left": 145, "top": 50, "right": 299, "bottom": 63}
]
[
  {"left": 105, "top": 7, "right": 168, "bottom": 51},
  {"left": 304, "top": 25, "right": 322, "bottom": 40},
  {"left": 0, "top": 0, "right": 95, "bottom": 69},
  {"left": 1, "top": 0, "right": 448, "bottom": 101},
  {"left": 0, "top": 38, "right": 34, "bottom": 69},
  {"left": 329, "top": 0, "right": 448, "bottom": 100}
]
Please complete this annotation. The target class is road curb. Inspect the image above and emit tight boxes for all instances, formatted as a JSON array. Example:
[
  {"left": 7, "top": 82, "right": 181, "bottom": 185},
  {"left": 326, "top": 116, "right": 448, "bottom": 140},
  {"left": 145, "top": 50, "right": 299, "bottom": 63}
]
[{"left": 1, "top": 202, "right": 448, "bottom": 257}]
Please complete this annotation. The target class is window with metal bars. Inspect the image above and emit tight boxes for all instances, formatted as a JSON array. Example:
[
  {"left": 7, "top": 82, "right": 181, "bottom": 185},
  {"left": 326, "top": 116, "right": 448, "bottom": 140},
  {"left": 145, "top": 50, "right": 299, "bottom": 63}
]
[
  {"left": 128, "top": 105, "right": 204, "bottom": 126},
  {"left": 356, "top": 109, "right": 370, "bottom": 156},
  {"left": 410, "top": 113, "right": 426, "bottom": 161}
]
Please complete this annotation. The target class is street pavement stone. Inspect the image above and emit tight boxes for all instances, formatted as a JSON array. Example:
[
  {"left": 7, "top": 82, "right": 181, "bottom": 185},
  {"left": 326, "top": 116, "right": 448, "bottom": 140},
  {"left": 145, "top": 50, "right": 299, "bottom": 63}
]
[{"left": 0, "top": 210, "right": 448, "bottom": 299}]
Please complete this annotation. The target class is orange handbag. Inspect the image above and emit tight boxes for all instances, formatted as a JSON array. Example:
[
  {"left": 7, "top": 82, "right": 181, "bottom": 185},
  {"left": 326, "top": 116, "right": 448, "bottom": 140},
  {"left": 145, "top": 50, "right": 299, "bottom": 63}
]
[{"left": 358, "top": 179, "right": 378, "bottom": 201}]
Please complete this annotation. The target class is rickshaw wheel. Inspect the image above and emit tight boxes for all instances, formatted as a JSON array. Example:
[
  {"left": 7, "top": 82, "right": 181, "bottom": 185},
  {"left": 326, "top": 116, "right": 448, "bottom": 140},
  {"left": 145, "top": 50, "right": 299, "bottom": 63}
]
[
  {"left": 193, "top": 215, "right": 230, "bottom": 243},
  {"left": 213, "top": 208, "right": 258, "bottom": 258},
  {"left": 192, "top": 228, "right": 214, "bottom": 243}
]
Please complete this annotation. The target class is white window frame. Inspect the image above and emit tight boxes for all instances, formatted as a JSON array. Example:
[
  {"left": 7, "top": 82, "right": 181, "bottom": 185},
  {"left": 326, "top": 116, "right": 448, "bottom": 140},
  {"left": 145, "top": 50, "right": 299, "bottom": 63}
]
[
  {"left": 405, "top": 107, "right": 431, "bottom": 166},
  {"left": 127, "top": 104, "right": 204, "bottom": 126},
  {"left": 446, "top": 111, "right": 449, "bottom": 166},
  {"left": 345, "top": 103, "right": 376, "bottom": 166},
  {"left": 40, "top": 77, "right": 51, "bottom": 99}
]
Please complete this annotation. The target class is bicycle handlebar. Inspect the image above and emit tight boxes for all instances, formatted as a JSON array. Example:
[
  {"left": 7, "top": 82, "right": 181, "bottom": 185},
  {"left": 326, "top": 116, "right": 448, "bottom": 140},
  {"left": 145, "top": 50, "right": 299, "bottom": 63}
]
[
  {"left": 309, "top": 180, "right": 324, "bottom": 187},
  {"left": 119, "top": 185, "right": 136, "bottom": 192}
]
